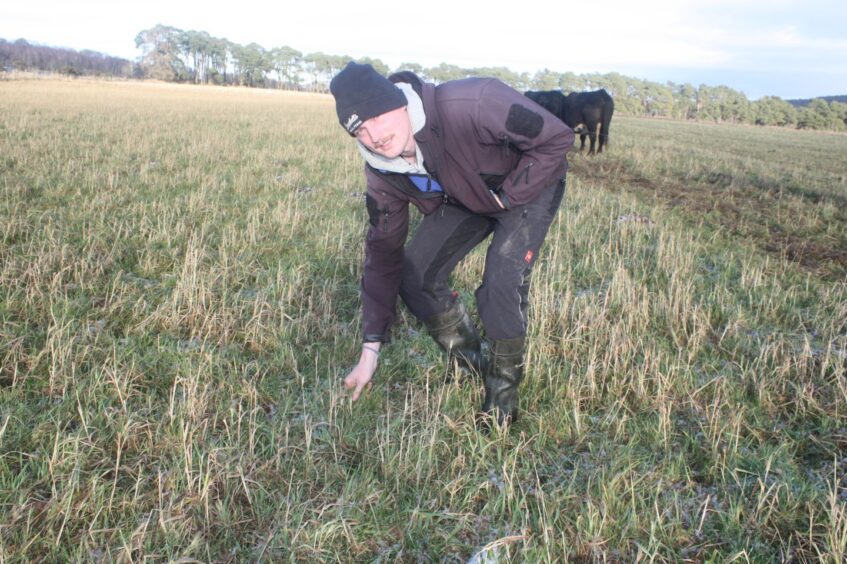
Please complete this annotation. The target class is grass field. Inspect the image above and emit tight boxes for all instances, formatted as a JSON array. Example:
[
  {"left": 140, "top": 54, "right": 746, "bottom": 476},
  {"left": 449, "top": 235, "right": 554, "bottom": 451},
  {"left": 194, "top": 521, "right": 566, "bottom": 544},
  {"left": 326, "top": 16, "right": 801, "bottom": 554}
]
[{"left": 1, "top": 78, "right": 846, "bottom": 562}]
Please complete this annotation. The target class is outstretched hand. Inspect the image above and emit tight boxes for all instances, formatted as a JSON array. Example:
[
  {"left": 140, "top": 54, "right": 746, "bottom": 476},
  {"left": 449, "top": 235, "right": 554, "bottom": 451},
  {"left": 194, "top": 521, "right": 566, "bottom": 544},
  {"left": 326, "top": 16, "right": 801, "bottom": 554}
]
[{"left": 344, "top": 344, "right": 380, "bottom": 402}]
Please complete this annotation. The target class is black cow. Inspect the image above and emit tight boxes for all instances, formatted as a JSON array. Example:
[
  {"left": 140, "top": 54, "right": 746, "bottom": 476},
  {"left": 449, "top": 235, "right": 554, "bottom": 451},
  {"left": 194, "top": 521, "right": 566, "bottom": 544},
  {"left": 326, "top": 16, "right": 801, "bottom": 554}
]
[{"left": 525, "top": 89, "right": 614, "bottom": 155}]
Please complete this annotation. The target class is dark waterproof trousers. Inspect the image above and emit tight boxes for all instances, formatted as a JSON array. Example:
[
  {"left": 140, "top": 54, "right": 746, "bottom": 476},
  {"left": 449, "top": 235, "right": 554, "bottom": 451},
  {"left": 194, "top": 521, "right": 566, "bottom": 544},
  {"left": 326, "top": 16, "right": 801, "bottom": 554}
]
[{"left": 399, "top": 176, "right": 566, "bottom": 340}]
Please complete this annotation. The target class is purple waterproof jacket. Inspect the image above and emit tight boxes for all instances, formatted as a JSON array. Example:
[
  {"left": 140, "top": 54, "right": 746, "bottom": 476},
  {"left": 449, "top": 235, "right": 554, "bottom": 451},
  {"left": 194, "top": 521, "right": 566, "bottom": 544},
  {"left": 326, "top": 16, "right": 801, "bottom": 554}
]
[{"left": 360, "top": 72, "right": 574, "bottom": 342}]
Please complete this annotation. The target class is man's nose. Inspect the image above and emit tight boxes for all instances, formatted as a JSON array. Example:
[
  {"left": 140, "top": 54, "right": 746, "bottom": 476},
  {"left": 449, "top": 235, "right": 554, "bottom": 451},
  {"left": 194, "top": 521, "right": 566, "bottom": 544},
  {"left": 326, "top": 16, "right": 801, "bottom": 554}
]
[{"left": 367, "top": 122, "right": 384, "bottom": 141}]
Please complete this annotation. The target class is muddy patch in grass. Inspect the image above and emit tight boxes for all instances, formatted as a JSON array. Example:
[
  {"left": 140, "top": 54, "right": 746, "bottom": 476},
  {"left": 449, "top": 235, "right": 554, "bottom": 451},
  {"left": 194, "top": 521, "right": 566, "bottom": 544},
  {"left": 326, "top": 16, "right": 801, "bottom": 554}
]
[{"left": 572, "top": 158, "right": 847, "bottom": 279}]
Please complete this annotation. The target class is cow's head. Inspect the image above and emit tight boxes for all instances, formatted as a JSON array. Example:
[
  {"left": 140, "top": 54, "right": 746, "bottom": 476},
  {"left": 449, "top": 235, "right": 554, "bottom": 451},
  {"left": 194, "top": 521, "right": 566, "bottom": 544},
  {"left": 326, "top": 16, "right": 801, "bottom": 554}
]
[{"left": 524, "top": 90, "right": 567, "bottom": 122}]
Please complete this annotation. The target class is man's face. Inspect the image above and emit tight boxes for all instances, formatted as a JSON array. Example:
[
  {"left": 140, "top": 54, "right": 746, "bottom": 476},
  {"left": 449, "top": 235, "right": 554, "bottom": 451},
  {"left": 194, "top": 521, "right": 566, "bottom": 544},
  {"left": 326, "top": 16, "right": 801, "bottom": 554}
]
[{"left": 355, "top": 106, "right": 414, "bottom": 159}]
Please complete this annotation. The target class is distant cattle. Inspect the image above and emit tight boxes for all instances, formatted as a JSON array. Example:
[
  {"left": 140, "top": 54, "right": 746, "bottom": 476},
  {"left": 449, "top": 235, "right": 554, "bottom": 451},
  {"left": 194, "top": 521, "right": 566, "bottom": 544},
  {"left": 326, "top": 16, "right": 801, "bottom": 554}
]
[{"left": 525, "top": 89, "right": 614, "bottom": 155}]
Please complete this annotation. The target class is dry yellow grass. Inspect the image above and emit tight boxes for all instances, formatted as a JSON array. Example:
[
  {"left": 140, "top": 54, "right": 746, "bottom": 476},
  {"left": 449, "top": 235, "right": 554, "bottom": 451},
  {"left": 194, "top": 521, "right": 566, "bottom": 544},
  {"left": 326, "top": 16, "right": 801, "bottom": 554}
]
[{"left": 1, "top": 78, "right": 845, "bottom": 561}]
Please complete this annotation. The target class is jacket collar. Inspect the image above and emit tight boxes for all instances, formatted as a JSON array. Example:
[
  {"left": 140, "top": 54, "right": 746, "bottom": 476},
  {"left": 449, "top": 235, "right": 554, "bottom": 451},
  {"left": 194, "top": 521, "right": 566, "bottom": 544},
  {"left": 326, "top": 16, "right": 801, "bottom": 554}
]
[{"left": 389, "top": 72, "right": 444, "bottom": 178}]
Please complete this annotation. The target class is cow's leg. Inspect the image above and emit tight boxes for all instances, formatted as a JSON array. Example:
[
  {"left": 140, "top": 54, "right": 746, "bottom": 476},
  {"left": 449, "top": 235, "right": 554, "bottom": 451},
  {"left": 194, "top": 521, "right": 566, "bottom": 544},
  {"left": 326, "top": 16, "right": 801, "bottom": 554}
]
[
  {"left": 599, "top": 110, "right": 612, "bottom": 153},
  {"left": 573, "top": 123, "right": 587, "bottom": 152},
  {"left": 587, "top": 127, "right": 597, "bottom": 155},
  {"left": 595, "top": 122, "right": 603, "bottom": 154}
]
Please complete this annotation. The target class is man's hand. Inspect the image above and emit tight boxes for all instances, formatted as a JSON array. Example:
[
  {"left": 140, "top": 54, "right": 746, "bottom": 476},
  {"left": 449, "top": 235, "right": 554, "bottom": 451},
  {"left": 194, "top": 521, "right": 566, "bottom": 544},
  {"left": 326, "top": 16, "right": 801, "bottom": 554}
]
[
  {"left": 489, "top": 189, "right": 506, "bottom": 209},
  {"left": 344, "top": 343, "right": 380, "bottom": 401}
]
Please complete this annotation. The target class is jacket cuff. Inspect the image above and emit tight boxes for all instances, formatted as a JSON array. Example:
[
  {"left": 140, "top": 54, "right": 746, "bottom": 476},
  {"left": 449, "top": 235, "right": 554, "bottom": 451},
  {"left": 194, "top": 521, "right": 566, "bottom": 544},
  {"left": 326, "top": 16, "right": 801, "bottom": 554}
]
[{"left": 363, "top": 334, "right": 391, "bottom": 344}]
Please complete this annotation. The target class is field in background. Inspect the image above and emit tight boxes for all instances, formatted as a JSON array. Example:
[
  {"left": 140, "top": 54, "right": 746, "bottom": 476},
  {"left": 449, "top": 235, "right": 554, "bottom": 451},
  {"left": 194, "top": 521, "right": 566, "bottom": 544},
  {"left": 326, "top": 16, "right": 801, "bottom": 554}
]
[
  {"left": 577, "top": 116, "right": 847, "bottom": 279},
  {"left": 1, "top": 79, "right": 846, "bottom": 561}
]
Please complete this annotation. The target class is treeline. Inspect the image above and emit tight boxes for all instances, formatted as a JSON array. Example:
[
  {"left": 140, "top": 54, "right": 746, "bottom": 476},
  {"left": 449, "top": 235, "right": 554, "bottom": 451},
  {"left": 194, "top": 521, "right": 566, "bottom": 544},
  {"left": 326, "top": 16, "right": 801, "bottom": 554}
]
[
  {"left": 4, "top": 26, "right": 846, "bottom": 132},
  {"left": 788, "top": 95, "right": 847, "bottom": 107},
  {"left": 0, "top": 38, "right": 132, "bottom": 77},
  {"left": 131, "top": 24, "right": 847, "bottom": 132}
]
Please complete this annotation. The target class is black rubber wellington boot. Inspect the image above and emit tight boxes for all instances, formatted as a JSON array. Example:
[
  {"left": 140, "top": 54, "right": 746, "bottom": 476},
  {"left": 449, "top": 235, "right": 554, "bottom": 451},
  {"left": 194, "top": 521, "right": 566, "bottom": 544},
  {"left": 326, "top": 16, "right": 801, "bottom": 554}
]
[
  {"left": 480, "top": 337, "right": 525, "bottom": 426},
  {"left": 423, "top": 301, "right": 486, "bottom": 376}
]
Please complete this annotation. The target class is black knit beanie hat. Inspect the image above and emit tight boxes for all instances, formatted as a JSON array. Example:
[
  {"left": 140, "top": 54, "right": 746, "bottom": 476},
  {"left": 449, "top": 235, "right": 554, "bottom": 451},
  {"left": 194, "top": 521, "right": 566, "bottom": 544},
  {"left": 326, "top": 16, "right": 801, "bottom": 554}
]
[{"left": 330, "top": 62, "right": 407, "bottom": 135}]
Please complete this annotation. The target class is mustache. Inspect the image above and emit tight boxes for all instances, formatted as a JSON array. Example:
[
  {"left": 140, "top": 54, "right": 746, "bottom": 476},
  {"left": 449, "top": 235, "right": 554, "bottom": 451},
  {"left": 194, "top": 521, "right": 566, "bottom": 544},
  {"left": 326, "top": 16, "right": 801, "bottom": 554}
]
[{"left": 373, "top": 135, "right": 392, "bottom": 148}]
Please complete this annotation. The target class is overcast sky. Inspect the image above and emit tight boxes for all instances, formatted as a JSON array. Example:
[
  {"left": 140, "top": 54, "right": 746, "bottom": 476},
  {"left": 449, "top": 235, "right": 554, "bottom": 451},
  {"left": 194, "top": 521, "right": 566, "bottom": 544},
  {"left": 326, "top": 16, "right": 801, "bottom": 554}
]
[{"left": 2, "top": 0, "right": 846, "bottom": 100}]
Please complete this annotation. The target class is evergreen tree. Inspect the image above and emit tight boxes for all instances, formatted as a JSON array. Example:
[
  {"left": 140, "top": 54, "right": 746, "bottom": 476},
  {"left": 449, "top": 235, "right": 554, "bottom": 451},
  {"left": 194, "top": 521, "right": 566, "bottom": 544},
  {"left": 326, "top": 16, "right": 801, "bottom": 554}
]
[{"left": 135, "top": 25, "right": 185, "bottom": 81}]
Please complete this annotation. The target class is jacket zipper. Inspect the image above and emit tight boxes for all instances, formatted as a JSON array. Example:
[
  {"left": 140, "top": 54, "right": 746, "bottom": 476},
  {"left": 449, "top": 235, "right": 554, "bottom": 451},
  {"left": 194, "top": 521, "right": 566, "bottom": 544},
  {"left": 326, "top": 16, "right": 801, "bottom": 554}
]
[{"left": 514, "top": 162, "right": 534, "bottom": 186}]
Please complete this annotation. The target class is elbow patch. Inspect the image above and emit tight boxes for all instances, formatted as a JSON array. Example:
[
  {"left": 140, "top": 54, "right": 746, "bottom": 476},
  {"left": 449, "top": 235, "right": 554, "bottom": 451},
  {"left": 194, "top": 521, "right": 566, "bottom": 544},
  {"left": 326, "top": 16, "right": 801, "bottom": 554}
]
[{"left": 506, "top": 104, "right": 544, "bottom": 139}]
